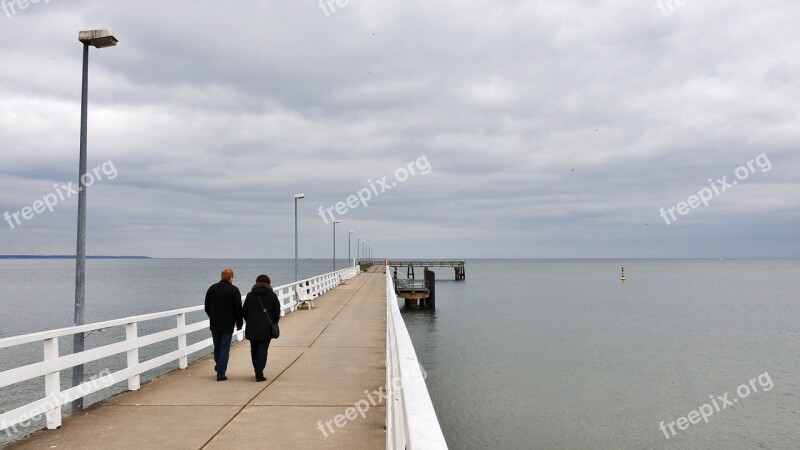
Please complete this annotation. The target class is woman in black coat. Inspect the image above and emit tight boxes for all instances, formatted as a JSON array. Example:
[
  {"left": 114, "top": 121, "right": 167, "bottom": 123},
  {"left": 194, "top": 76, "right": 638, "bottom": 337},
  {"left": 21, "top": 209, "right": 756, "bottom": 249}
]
[{"left": 242, "top": 274, "right": 281, "bottom": 381}]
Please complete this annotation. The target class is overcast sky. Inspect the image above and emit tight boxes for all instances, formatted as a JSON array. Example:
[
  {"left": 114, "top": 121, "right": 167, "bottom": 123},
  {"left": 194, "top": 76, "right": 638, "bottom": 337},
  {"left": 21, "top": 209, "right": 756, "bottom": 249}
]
[{"left": 0, "top": 0, "right": 798, "bottom": 258}]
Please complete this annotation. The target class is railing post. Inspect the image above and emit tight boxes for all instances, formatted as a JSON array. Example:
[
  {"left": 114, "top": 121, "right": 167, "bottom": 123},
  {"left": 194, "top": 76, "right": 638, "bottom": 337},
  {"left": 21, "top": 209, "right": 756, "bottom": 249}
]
[
  {"left": 125, "top": 322, "right": 140, "bottom": 391},
  {"left": 43, "top": 337, "right": 62, "bottom": 429},
  {"left": 176, "top": 313, "right": 188, "bottom": 369}
]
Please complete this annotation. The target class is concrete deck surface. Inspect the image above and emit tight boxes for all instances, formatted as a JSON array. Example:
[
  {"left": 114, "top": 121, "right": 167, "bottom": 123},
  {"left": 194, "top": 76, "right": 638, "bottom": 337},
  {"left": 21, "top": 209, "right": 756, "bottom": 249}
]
[{"left": 9, "top": 267, "right": 386, "bottom": 450}]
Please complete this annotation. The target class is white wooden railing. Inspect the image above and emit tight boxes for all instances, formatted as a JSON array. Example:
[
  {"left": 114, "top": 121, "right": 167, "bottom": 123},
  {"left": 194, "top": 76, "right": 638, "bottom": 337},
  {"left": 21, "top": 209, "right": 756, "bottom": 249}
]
[
  {"left": 385, "top": 266, "right": 448, "bottom": 449},
  {"left": 0, "top": 265, "right": 360, "bottom": 433}
]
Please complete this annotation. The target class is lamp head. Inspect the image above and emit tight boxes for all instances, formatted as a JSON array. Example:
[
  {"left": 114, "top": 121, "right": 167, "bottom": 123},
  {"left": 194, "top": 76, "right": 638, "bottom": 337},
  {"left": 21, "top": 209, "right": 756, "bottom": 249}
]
[{"left": 78, "top": 29, "right": 118, "bottom": 48}]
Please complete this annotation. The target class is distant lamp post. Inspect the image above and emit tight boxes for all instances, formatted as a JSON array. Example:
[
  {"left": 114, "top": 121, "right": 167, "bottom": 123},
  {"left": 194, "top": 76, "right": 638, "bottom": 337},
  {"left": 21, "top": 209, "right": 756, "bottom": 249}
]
[
  {"left": 332, "top": 220, "right": 340, "bottom": 271},
  {"left": 348, "top": 231, "right": 353, "bottom": 267},
  {"left": 72, "top": 28, "right": 118, "bottom": 414},
  {"left": 357, "top": 236, "right": 362, "bottom": 263},
  {"left": 294, "top": 193, "right": 305, "bottom": 281}
]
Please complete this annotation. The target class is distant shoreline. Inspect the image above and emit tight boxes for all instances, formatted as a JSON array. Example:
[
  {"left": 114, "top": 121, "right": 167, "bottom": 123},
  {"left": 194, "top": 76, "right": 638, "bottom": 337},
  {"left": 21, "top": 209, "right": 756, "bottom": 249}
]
[{"left": 0, "top": 255, "right": 152, "bottom": 259}]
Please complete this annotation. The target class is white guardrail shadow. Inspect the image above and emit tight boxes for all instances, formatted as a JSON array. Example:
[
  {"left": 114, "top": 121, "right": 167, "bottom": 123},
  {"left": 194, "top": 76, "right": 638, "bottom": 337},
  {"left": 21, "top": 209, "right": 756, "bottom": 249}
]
[
  {"left": 385, "top": 266, "right": 448, "bottom": 449},
  {"left": 0, "top": 266, "right": 360, "bottom": 433}
]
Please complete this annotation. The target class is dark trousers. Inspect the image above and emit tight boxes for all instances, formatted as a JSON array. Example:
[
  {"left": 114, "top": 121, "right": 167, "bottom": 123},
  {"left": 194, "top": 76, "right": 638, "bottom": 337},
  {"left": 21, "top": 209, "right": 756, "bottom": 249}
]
[
  {"left": 249, "top": 339, "right": 272, "bottom": 379},
  {"left": 211, "top": 331, "right": 233, "bottom": 378}
]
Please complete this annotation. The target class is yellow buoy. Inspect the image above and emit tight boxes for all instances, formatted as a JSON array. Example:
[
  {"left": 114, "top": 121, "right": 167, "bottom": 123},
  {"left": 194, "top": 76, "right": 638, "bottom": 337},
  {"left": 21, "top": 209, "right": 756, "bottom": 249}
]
[{"left": 620, "top": 267, "right": 626, "bottom": 281}]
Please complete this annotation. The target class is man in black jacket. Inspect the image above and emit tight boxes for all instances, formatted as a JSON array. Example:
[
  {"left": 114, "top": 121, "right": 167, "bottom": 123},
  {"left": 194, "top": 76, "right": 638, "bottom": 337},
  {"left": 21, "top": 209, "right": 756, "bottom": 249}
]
[{"left": 204, "top": 268, "right": 243, "bottom": 381}]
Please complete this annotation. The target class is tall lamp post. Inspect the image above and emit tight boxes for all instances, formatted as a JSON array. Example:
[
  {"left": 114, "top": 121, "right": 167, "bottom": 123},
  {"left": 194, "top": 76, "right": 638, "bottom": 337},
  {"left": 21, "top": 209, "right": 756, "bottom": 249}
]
[
  {"left": 294, "top": 193, "right": 305, "bottom": 281},
  {"left": 332, "top": 220, "right": 340, "bottom": 271},
  {"left": 348, "top": 230, "right": 353, "bottom": 267},
  {"left": 72, "top": 29, "right": 118, "bottom": 414},
  {"left": 357, "top": 236, "right": 362, "bottom": 264}
]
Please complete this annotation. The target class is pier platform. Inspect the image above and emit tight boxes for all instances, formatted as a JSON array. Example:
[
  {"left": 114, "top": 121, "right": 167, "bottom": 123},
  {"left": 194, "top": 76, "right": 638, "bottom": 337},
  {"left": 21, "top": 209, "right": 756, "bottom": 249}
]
[
  {"left": 9, "top": 268, "right": 387, "bottom": 450},
  {"left": 387, "top": 260, "right": 465, "bottom": 281}
]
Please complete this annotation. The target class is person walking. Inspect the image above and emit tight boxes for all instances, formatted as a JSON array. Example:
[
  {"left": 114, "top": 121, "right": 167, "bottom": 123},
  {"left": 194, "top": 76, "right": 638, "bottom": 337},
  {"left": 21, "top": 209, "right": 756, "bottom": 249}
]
[
  {"left": 242, "top": 274, "right": 281, "bottom": 382},
  {"left": 204, "top": 268, "right": 243, "bottom": 381}
]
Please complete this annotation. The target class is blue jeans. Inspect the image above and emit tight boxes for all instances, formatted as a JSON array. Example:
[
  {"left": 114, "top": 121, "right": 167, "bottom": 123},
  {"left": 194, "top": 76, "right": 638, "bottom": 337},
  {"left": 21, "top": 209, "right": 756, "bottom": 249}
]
[{"left": 211, "top": 331, "right": 233, "bottom": 378}]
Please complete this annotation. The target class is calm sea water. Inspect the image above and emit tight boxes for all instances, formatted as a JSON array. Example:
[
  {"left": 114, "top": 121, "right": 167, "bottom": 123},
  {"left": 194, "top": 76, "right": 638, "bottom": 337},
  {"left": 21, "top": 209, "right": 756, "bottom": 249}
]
[
  {"left": 402, "top": 259, "right": 800, "bottom": 449},
  {"left": 1, "top": 259, "right": 799, "bottom": 449}
]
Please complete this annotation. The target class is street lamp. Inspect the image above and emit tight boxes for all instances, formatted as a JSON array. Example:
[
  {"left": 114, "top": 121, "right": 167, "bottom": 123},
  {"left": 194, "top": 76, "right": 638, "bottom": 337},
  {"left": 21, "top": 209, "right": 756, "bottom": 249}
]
[
  {"left": 294, "top": 193, "right": 305, "bottom": 281},
  {"left": 332, "top": 220, "right": 340, "bottom": 271},
  {"left": 72, "top": 28, "right": 118, "bottom": 414},
  {"left": 348, "top": 231, "right": 353, "bottom": 267},
  {"left": 357, "top": 236, "right": 362, "bottom": 263}
]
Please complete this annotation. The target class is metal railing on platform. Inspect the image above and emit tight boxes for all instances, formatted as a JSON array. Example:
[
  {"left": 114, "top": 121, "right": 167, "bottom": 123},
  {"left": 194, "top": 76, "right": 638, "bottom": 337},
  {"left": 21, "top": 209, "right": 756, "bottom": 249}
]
[
  {"left": 0, "top": 265, "right": 360, "bottom": 433},
  {"left": 387, "top": 260, "right": 465, "bottom": 267},
  {"left": 386, "top": 267, "right": 448, "bottom": 449},
  {"left": 394, "top": 278, "right": 429, "bottom": 291}
]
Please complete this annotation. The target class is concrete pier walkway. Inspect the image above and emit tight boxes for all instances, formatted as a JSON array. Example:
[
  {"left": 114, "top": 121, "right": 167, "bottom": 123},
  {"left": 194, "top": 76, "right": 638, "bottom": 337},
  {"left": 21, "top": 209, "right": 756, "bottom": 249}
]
[{"left": 10, "top": 267, "right": 386, "bottom": 450}]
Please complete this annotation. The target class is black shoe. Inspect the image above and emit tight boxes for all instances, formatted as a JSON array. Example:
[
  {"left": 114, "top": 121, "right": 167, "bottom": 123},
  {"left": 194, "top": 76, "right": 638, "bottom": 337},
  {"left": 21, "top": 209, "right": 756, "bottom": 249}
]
[
  {"left": 217, "top": 376, "right": 228, "bottom": 381},
  {"left": 256, "top": 375, "right": 266, "bottom": 382}
]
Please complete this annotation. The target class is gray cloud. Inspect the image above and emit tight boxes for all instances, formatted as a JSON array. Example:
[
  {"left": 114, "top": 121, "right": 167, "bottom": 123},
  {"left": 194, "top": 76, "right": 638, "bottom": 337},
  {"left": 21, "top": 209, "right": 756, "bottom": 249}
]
[{"left": 1, "top": 0, "right": 799, "bottom": 258}]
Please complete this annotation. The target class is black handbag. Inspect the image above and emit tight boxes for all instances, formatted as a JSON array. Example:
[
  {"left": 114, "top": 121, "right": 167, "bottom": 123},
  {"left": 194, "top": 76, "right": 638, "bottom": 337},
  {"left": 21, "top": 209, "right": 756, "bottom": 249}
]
[{"left": 257, "top": 295, "right": 280, "bottom": 339}]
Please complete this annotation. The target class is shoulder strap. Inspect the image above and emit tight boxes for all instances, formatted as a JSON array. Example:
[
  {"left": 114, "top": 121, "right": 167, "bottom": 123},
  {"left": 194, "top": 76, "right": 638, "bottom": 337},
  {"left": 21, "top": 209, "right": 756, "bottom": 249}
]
[{"left": 257, "top": 294, "right": 273, "bottom": 324}]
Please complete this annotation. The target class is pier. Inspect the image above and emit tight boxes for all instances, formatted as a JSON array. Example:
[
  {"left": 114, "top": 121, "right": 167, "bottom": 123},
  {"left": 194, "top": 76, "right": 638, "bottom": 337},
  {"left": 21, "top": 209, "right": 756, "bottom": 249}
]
[
  {"left": 387, "top": 260, "right": 465, "bottom": 308},
  {"left": 387, "top": 260, "right": 466, "bottom": 281},
  {"left": 0, "top": 266, "right": 447, "bottom": 449}
]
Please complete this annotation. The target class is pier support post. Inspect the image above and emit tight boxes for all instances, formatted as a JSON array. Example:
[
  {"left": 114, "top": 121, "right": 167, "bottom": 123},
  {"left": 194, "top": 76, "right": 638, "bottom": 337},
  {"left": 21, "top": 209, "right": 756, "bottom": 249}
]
[
  {"left": 177, "top": 313, "right": 188, "bottom": 369},
  {"left": 424, "top": 268, "right": 435, "bottom": 309},
  {"left": 43, "top": 337, "right": 62, "bottom": 429},
  {"left": 125, "top": 322, "right": 140, "bottom": 391}
]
